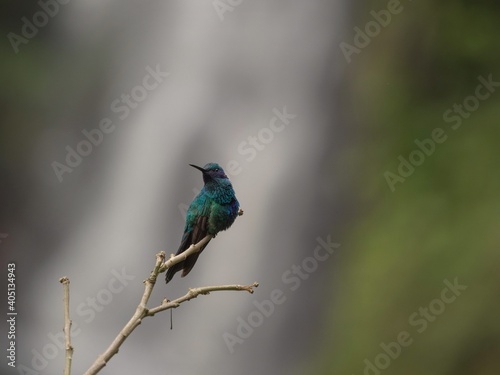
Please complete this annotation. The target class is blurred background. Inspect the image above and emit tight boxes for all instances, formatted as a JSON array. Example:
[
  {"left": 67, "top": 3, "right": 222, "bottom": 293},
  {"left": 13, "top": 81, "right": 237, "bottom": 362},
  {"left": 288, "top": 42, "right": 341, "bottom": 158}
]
[{"left": 1, "top": 0, "right": 499, "bottom": 374}]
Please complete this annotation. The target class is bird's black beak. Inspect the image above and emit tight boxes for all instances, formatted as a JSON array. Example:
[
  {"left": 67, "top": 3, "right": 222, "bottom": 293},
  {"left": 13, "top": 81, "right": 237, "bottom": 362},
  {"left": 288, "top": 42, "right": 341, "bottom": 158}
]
[{"left": 189, "top": 164, "right": 207, "bottom": 173}]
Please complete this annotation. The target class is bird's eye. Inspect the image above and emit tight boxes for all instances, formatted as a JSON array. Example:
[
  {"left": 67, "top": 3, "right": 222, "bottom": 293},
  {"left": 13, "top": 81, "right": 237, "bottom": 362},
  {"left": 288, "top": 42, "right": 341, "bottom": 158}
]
[{"left": 214, "top": 168, "right": 220, "bottom": 172}]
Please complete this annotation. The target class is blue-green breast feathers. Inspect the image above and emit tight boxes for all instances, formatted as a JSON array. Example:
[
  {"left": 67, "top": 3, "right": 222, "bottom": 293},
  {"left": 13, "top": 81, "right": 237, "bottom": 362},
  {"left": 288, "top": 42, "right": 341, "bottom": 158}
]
[{"left": 186, "top": 182, "right": 239, "bottom": 235}]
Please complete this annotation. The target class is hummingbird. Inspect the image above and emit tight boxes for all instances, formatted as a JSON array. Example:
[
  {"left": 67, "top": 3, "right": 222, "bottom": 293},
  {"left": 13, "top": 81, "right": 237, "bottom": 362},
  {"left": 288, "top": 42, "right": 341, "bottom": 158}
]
[{"left": 165, "top": 163, "right": 240, "bottom": 284}]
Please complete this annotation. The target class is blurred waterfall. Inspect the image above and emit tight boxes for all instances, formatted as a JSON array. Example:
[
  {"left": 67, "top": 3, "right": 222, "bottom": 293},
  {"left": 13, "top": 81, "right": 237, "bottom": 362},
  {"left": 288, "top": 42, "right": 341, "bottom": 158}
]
[{"left": 16, "top": 1, "right": 348, "bottom": 374}]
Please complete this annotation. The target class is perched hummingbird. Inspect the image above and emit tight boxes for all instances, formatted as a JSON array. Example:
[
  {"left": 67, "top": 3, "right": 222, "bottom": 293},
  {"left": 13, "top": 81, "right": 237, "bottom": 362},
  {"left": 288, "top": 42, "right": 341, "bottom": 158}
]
[{"left": 165, "top": 163, "right": 240, "bottom": 283}]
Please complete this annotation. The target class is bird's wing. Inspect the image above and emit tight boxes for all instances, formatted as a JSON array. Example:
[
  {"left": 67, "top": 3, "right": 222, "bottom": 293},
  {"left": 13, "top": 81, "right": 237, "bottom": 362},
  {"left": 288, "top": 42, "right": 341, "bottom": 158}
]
[
  {"left": 180, "top": 215, "right": 210, "bottom": 277},
  {"left": 165, "top": 214, "right": 210, "bottom": 283}
]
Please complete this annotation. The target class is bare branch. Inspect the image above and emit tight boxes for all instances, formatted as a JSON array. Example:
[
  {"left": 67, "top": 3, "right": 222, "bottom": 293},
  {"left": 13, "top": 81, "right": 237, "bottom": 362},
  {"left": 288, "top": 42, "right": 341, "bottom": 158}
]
[
  {"left": 82, "top": 233, "right": 256, "bottom": 375},
  {"left": 159, "top": 234, "right": 213, "bottom": 273},
  {"left": 59, "top": 276, "right": 73, "bottom": 375},
  {"left": 147, "top": 282, "right": 259, "bottom": 316}
]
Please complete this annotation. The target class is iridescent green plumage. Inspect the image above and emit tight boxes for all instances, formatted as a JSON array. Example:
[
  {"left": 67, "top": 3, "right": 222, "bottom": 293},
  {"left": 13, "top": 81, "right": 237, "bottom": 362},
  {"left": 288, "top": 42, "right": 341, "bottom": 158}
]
[{"left": 165, "top": 163, "right": 239, "bottom": 283}]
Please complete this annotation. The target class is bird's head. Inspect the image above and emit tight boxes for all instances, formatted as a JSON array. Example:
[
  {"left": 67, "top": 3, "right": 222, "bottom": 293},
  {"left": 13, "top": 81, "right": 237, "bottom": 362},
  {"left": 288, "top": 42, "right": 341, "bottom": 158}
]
[{"left": 190, "top": 163, "right": 228, "bottom": 183}]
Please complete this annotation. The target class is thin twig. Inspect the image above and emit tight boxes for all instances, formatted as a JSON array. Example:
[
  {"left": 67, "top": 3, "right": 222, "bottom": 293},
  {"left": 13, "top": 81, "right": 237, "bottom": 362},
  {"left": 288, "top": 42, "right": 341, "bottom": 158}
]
[
  {"left": 59, "top": 277, "right": 73, "bottom": 375},
  {"left": 159, "top": 234, "right": 213, "bottom": 274},
  {"left": 82, "top": 233, "right": 257, "bottom": 375},
  {"left": 147, "top": 282, "right": 259, "bottom": 316}
]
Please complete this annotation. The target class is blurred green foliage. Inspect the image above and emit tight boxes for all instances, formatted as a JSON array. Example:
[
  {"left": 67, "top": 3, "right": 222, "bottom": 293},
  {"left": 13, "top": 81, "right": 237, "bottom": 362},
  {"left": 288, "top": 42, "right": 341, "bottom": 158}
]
[{"left": 318, "top": 1, "right": 500, "bottom": 374}]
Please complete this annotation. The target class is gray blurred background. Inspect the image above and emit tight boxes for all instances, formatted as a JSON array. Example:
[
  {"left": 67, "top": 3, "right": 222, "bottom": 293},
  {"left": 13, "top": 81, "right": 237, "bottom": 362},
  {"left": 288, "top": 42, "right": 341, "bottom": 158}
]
[{"left": 1, "top": 0, "right": 500, "bottom": 374}]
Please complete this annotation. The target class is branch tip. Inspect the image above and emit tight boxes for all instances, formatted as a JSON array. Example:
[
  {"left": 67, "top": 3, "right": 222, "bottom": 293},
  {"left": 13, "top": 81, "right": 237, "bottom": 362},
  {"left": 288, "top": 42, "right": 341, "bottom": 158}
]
[{"left": 60, "top": 275, "right": 73, "bottom": 375}]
